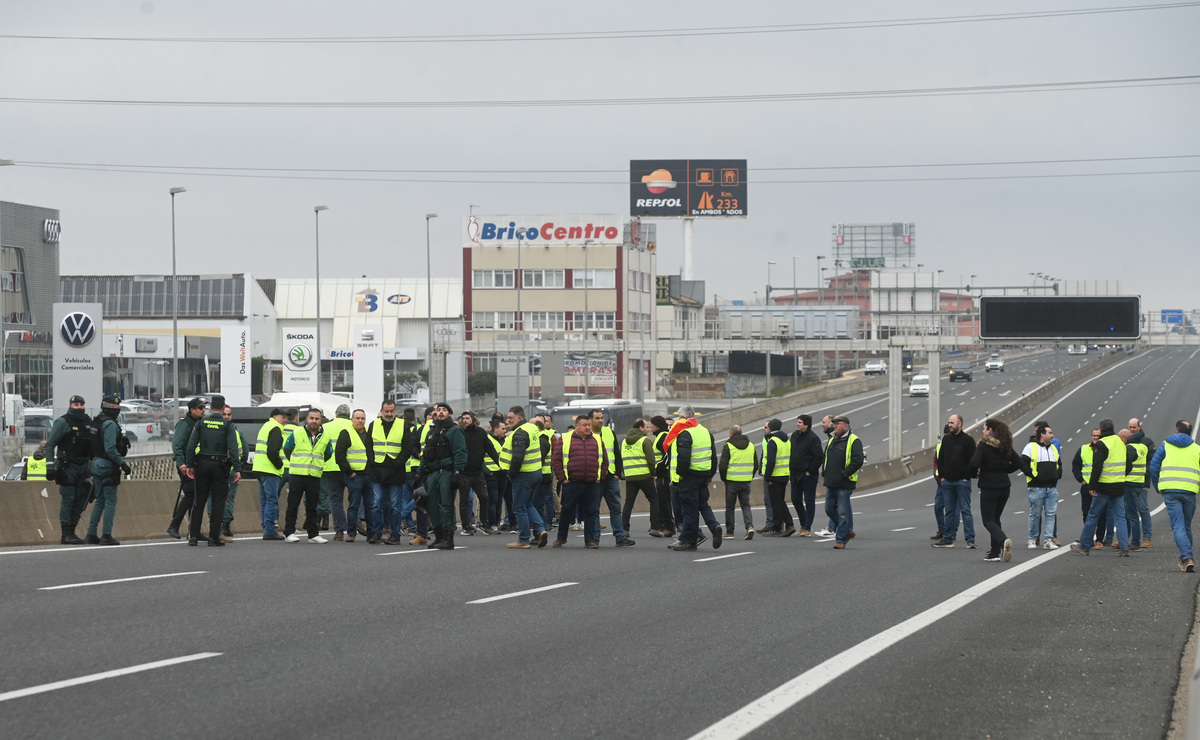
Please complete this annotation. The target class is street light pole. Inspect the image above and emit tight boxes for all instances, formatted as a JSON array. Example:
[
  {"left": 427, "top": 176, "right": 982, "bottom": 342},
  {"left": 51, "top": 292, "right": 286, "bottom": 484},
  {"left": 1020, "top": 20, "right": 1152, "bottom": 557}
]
[
  {"left": 766, "top": 260, "right": 776, "bottom": 305},
  {"left": 816, "top": 256, "right": 825, "bottom": 304},
  {"left": 0, "top": 158, "right": 13, "bottom": 464},
  {"left": 425, "top": 213, "right": 438, "bottom": 384},
  {"left": 314, "top": 205, "right": 328, "bottom": 392},
  {"left": 169, "top": 187, "right": 186, "bottom": 420}
]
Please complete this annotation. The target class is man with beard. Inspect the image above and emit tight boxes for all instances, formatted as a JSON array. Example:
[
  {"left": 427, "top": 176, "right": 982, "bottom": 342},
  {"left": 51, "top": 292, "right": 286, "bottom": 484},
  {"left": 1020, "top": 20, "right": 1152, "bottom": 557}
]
[
  {"left": 166, "top": 397, "right": 208, "bottom": 540},
  {"left": 417, "top": 403, "right": 468, "bottom": 550},
  {"left": 813, "top": 415, "right": 838, "bottom": 537},
  {"left": 456, "top": 410, "right": 494, "bottom": 535},
  {"left": 933, "top": 414, "right": 978, "bottom": 549},
  {"left": 789, "top": 414, "right": 823, "bottom": 537}
]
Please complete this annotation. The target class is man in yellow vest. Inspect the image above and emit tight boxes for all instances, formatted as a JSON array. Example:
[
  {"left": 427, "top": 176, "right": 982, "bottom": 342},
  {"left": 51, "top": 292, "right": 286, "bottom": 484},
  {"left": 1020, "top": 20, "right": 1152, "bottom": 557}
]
[
  {"left": 718, "top": 424, "right": 758, "bottom": 540},
  {"left": 502, "top": 405, "right": 550, "bottom": 548},
  {"left": 1150, "top": 420, "right": 1200, "bottom": 571},
  {"left": 551, "top": 414, "right": 607, "bottom": 548},
  {"left": 1072, "top": 419, "right": 1132, "bottom": 555},
  {"left": 252, "top": 408, "right": 289, "bottom": 540},
  {"left": 619, "top": 418, "right": 659, "bottom": 536},
  {"left": 760, "top": 418, "right": 795, "bottom": 537},
  {"left": 321, "top": 404, "right": 354, "bottom": 540},
  {"left": 485, "top": 417, "right": 508, "bottom": 534},
  {"left": 334, "top": 409, "right": 371, "bottom": 542},
  {"left": 213, "top": 405, "right": 248, "bottom": 542},
  {"left": 590, "top": 408, "right": 634, "bottom": 546},
  {"left": 282, "top": 407, "right": 332, "bottom": 543},
  {"left": 1125, "top": 417, "right": 1156, "bottom": 550},
  {"left": 823, "top": 415, "right": 865, "bottom": 549},
  {"left": 649, "top": 415, "right": 675, "bottom": 537},
  {"left": 667, "top": 405, "right": 721, "bottom": 551},
  {"left": 368, "top": 400, "right": 416, "bottom": 545},
  {"left": 1070, "top": 428, "right": 1106, "bottom": 548}
]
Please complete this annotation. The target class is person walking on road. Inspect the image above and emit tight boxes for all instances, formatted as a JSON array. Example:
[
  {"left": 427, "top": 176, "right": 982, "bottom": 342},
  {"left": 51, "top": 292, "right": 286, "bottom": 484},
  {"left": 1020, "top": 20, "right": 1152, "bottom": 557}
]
[
  {"left": 166, "top": 397, "right": 207, "bottom": 540},
  {"left": 933, "top": 414, "right": 977, "bottom": 549},
  {"left": 650, "top": 415, "right": 676, "bottom": 537},
  {"left": 823, "top": 415, "right": 864, "bottom": 550},
  {"left": 334, "top": 409, "right": 372, "bottom": 542},
  {"left": 1149, "top": 420, "right": 1199, "bottom": 572},
  {"left": 968, "top": 418, "right": 1026, "bottom": 563},
  {"left": 814, "top": 414, "right": 839, "bottom": 537},
  {"left": 591, "top": 409, "right": 633, "bottom": 547},
  {"left": 759, "top": 419, "right": 794, "bottom": 537},
  {"left": 185, "top": 395, "right": 241, "bottom": 547},
  {"left": 84, "top": 395, "right": 130, "bottom": 546},
  {"left": 1125, "top": 417, "right": 1155, "bottom": 550},
  {"left": 502, "top": 405, "right": 550, "bottom": 549},
  {"left": 252, "top": 408, "right": 289, "bottom": 540},
  {"left": 789, "top": 414, "right": 823, "bottom": 537},
  {"left": 929, "top": 424, "right": 950, "bottom": 543},
  {"left": 1022, "top": 422, "right": 1062, "bottom": 550},
  {"left": 667, "top": 406, "right": 722, "bottom": 552},
  {"left": 1071, "top": 418, "right": 1133, "bottom": 556},
  {"left": 718, "top": 424, "right": 757, "bottom": 540},
  {"left": 282, "top": 408, "right": 332, "bottom": 543},
  {"left": 42, "top": 394, "right": 93, "bottom": 544},
  {"left": 416, "top": 402, "right": 467, "bottom": 551},
  {"left": 620, "top": 418, "right": 660, "bottom": 537},
  {"left": 1071, "top": 428, "right": 1107, "bottom": 548},
  {"left": 552, "top": 414, "right": 607, "bottom": 548}
]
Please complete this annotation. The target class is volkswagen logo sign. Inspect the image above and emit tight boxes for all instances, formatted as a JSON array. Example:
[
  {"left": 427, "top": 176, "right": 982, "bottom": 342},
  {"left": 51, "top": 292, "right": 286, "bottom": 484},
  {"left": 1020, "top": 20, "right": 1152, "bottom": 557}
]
[
  {"left": 60, "top": 312, "right": 96, "bottom": 347},
  {"left": 43, "top": 219, "right": 62, "bottom": 244},
  {"left": 288, "top": 343, "right": 313, "bottom": 368}
]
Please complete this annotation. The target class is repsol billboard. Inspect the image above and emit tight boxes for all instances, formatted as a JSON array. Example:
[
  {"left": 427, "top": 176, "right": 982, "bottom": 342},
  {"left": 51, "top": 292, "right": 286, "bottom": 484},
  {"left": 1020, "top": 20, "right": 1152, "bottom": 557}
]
[{"left": 630, "top": 159, "right": 747, "bottom": 218}]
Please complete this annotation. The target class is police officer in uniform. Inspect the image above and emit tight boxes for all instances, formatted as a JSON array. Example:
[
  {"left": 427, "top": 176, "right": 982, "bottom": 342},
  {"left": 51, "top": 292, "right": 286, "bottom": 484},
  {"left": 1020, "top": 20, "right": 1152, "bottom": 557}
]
[
  {"left": 43, "top": 394, "right": 93, "bottom": 544},
  {"left": 184, "top": 395, "right": 241, "bottom": 547},
  {"left": 215, "top": 405, "right": 248, "bottom": 541},
  {"left": 85, "top": 394, "right": 130, "bottom": 545},
  {"left": 167, "top": 397, "right": 208, "bottom": 540},
  {"left": 417, "top": 402, "right": 467, "bottom": 550}
]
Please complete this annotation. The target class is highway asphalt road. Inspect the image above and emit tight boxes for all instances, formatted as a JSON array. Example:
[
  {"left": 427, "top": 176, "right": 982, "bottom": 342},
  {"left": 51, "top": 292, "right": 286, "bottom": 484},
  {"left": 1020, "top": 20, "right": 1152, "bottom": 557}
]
[{"left": 2, "top": 347, "right": 1197, "bottom": 739}]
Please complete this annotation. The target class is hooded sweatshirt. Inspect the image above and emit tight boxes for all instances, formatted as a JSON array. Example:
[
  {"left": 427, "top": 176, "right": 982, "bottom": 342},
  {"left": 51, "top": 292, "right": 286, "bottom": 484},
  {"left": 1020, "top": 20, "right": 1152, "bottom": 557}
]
[
  {"left": 719, "top": 432, "right": 758, "bottom": 482},
  {"left": 1149, "top": 432, "right": 1197, "bottom": 493},
  {"left": 621, "top": 427, "right": 655, "bottom": 482},
  {"left": 761, "top": 430, "right": 791, "bottom": 482}
]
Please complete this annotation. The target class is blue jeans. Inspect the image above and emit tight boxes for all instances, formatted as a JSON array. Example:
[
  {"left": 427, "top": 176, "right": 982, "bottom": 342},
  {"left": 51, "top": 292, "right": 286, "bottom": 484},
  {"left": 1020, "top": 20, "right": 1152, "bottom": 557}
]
[
  {"left": 1123, "top": 486, "right": 1144, "bottom": 544},
  {"left": 510, "top": 471, "right": 545, "bottom": 544},
  {"left": 1080, "top": 493, "right": 1129, "bottom": 550},
  {"left": 601, "top": 476, "right": 627, "bottom": 540},
  {"left": 400, "top": 472, "right": 416, "bottom": 530},
  {"left": 536, "top": 476, "right": 555, "bottom": 525},
  {"left": 559, "top": 480, "right": 600, "bottom": 543},
  {"left": 1163, "top": 492, "right": 1196, "bottom": 561},
  {"left": 941, "top": 480, "right": 975, "bottom": 543},
  {"left": 933, "top": 483, "right": 946, "bottom": 536},
  {"left": 824, "top": 487, "right": 854, "bottom": 543},
  {"left": 762, "top": 477, "right": 774, "bottom": 530},
  {"left": 373, "top": 482, "right": 404, "bottom": 534},
  {"left": 344, "top": 473, "right": 370, "bottom": 534},
  {"left": 1027, "top": 487, "right": 1058, "bottom": 542},
  {"left": 1134, "top": 487, "right": 1151, "bottom": 539},
  {"left": 259, "top": 474, "right": 282, "bottom": 534}
]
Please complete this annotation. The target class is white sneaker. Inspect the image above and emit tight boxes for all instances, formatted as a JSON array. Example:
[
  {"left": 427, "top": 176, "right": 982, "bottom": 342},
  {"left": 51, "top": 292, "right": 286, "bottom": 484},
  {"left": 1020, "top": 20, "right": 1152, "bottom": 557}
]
[
  {"left": 1043, "top": 540, "right": 1059, "bottom": 549},
  {"left": 309, "top": 535, "right": 328, "bottom": 544},
  {"left": 284, "top": 533, "right": 301, "bottom": 543},
  {"left": 815, "top": 528, "right": 833, "bottom": 537},
  {"left": 1027, "top": 539, "right": 1037, "bottom": 549}
]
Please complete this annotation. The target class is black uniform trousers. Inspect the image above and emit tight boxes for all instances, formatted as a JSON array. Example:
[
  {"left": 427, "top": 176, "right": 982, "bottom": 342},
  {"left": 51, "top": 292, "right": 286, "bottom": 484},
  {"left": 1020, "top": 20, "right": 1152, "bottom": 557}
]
[
  {"left": 170, "top": 467, "right": 197, "bottom": 529},
  {"left": 190, "top": 457, "right": 230, "bottom": 540},
  {"left": 285, "top": 473, "right": 322, "bottom": 538}
]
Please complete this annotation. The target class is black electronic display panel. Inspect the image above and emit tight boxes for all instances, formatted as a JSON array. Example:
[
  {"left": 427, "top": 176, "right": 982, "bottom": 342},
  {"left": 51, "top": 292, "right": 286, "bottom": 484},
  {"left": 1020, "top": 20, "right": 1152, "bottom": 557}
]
[{"left": 979, "top": 296, "right": 1140, "bottom": 340}]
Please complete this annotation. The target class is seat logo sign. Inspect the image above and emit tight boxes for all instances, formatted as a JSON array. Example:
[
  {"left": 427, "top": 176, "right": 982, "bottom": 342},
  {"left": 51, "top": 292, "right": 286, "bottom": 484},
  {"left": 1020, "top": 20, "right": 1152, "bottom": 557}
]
[
  {"left": 289, "top": 343, "right": 313, "bottom": 368},
  {"left": 60, "top": 312, "right": 96, "bottom": 347}
]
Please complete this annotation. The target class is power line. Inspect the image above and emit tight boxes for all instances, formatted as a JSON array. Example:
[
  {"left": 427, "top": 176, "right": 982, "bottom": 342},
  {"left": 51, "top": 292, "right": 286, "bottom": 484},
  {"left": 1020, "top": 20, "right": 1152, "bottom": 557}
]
[
  {"left": 2, "top": 3, "right": 1196, "bottom": 43},
  {"left": 0, "top": 76, "right": 1195, "bottom": 109},
  {"left": 15, "top": 154, "right": 1200, "bottom": 175},
  {"left": 18, "top": 162, "right": 1199, "bottom": 185}
]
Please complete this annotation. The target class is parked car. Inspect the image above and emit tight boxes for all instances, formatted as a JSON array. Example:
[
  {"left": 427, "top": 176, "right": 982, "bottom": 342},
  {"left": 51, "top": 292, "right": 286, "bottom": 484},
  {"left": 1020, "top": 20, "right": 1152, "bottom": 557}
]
[
  {"left": 118, "top": 411, "right": 161, "bottom": 444},
  {"left": 949, "top": 362, "right": 973, "bottom": 382},
  {"left": 25, "top": 408, "right": 54, "bottom": 442},
  {"left": 864, "top": 360, "right": 888, "bottom": 376},
  {"left": 909, "top": 374, "right": 930, "bottom": 397},
  {"left": 985, "top": 354, "right": 1005, "bottom": 372},
  {"left": 250, "top": 394, "right": 271, "bottom": 406}
]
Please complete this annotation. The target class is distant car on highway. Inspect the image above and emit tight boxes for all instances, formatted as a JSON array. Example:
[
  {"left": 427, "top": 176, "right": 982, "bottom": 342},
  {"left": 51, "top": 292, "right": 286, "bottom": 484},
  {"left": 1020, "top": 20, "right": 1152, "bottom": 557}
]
[
  {"left": 949, "top": 362, "right": 973, "bottom": 382},
  {"left": 909, "top": 374, "right": 930, "bottom": 397},
  {"left": 985, "top": 354, "right": 1005, "bottom": 372},
  {"left": 864, "top": 360, "right": 888, "bottom": 376}
]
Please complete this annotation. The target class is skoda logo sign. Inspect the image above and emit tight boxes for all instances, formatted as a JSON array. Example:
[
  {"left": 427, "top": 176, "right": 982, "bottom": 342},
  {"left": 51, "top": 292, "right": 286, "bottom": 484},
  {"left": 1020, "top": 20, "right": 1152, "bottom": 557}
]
[
  {"left": 289, "top": 343, "right": 313, "bottom": 368},
  {"left": 60, "top": 312, "right": 96, "bottom": 347}
]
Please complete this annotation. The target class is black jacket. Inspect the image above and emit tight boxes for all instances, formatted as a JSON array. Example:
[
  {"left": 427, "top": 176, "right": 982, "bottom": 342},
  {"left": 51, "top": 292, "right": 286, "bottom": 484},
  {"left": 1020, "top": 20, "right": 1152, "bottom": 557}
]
[
  {"left": 823, "top": 431, "right": 865, "bottom": 490},
  {"left": 968, "top": 436, "right": 1027, "bottom": 489},
  {"left": 1021, "top": 441, "right": 1062, "bottom": 487},
  {"left": 788, "top": 428, "right": 823, "bottom": 477},
  {"left": 460, "top": 425, "right": 494, "bottom": 475},
  {"left": 936, "top": 431, "right": 976, "bottom": 482}
]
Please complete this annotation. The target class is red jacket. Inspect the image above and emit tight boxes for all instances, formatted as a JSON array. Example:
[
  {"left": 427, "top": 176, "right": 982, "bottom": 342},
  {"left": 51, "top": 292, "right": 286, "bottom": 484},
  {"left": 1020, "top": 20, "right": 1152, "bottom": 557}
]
[{"left": 552, "top": 430, "right": 607, "bottom": 483}]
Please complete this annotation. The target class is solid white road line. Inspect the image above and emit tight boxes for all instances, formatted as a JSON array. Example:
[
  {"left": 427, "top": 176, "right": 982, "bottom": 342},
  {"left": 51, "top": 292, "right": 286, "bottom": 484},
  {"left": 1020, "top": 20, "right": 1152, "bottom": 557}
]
[
  {"left": 686, "top": 547, "right": 1073, "bottom": 740},
  {"left": 0, "top": 653, "right": 222, "bottom": 703},
  {"left": 39, "top": 571, "right": 207, "bottom": 591},
  {"left": 467, "top": 582, "right": 578, "bottom": 604},
  {"left": 376, "top": 547, "right": 467, "bottom": 556},
  {"left": 891, "top": 527, "right": 915, "bottom": 532},
  {"left": 694, "top": 552, "right": 754, "bottom": 562}
]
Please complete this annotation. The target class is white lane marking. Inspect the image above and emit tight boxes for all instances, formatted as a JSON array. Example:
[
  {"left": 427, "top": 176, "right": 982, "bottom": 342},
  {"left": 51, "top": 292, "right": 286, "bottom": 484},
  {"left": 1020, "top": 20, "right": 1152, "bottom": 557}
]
[
  {"left": 467, "top": 582, "right": 578, "bottom": 604},
  {"left": 39, "top": 571, "right": 207, "bottom": 591},
  {"left": 376, "top": 547, "right": 467, "bottom": 556},
  {"left": 0, "top": 653, "right": 222, "bottom": 703},
  {"left": 0, "top": 540, "right": 186, "bottom": 556},
  {"left": 891, "top": 527, "right": 916, "bottom": 532},
  {"left": 998, "top": 391, "right": 1011, "bottom": 397},
  {"left": 887, "top": 508, "right": 904, "bottom": 512},
  {"left": 694, "top": 552, "right": 754, "bottom": 562},
  {"left": 685, "top": 547, "right": 1074, "bottom": 740}
]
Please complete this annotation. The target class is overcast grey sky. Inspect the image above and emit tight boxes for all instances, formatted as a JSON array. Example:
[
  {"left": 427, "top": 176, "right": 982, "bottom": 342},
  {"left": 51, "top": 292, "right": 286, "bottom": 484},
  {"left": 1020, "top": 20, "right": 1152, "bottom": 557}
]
[{"left": 1, "top": 1, "right": 1196, "bottom": 312}]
